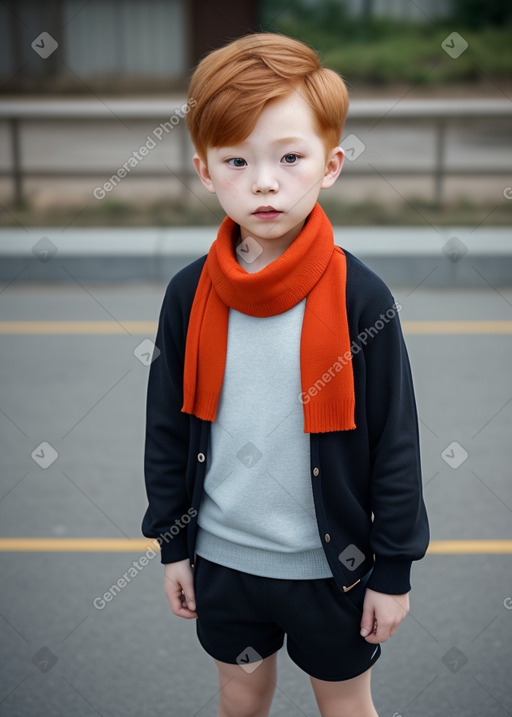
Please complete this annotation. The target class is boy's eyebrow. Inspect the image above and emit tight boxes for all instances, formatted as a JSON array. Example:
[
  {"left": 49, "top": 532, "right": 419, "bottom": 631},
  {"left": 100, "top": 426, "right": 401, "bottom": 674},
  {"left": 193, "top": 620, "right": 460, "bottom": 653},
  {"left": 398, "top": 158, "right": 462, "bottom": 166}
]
[
  {"left": 270, "top": 136, "right": 307, "bottom": 144},
  {"left": 219, "top": 136, "right": 307, "bottom": 151}
]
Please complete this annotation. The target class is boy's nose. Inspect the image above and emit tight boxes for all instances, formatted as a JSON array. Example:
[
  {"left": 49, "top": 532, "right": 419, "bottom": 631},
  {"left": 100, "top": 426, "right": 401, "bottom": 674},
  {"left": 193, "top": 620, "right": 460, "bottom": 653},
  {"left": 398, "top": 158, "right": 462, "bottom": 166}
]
[{"left": 252, "top": 169, "right": 278, "bottom": 194}]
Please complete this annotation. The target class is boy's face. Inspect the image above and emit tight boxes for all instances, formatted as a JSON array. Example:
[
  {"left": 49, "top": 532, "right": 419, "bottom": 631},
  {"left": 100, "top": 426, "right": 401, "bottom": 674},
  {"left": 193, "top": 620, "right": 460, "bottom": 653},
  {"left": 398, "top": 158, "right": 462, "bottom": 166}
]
[{"left": 193, "top": 91, "right": 344, "bottom": 253}]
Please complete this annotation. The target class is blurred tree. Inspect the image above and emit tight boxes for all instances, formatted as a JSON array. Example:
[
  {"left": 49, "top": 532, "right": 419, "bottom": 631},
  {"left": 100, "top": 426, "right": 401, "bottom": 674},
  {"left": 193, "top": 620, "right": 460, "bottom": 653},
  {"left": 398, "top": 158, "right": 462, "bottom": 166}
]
[
  {"left": 260, "top": 0, "right": 512, "bottom": 85},
  {"left": 261, "top": 0, "right": 355, "bottom": 48},
  {"left": 361, "top": 0, "right": 375, "bottom": 20},
  {"left": 453, "top": 0, "right": 512, "bottom": 27}
]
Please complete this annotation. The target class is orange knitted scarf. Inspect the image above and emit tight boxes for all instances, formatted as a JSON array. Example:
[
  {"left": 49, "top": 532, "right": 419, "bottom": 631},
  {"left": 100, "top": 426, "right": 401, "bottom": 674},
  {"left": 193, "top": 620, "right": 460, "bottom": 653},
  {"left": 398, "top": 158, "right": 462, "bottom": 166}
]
[{"left": 182, "top": 202, "right": 355, "bottom": 433}]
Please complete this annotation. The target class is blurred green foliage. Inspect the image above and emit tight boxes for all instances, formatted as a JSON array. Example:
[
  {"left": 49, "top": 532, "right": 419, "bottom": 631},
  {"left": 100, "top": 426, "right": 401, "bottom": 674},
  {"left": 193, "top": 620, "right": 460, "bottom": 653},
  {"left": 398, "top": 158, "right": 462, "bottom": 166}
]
[{"left": 260, "top": 0, "right": 512, "bottom": 84}]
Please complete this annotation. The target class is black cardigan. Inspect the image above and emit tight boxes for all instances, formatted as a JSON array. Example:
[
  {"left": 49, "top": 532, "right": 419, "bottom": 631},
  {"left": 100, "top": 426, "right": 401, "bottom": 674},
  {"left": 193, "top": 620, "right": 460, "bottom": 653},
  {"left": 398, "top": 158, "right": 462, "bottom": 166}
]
[{"left": 142, "top": 249, "right": 429, "bottom": 595}]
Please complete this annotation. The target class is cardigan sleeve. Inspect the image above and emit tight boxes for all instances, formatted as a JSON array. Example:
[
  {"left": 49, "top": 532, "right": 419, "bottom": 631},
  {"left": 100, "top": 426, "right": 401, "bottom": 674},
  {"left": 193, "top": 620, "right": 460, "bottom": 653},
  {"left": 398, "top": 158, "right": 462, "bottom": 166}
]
[
  {"left": 359, "top": 285, "right": 430, "bottom": 594},
  {"left": 141, "top": 276, "right": 193, "bottom": 564}
]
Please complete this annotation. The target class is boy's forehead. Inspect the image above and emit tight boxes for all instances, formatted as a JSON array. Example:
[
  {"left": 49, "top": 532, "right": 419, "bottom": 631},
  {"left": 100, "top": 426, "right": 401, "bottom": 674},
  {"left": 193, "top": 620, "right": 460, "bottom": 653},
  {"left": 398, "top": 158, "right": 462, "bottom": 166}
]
[
  {"left": 263, "top": 91, "right": 316, "bottom": 119},
  {"left": 219, "top": 95, "right": 320, "bottom": 148}
]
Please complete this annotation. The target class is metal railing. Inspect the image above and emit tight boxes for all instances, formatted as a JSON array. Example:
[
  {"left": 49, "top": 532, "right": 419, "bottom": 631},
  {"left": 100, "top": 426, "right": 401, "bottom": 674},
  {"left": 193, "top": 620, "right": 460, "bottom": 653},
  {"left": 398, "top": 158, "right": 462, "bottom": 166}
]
[{"left": 0, "top": 98, "right": 510, "bottom": 207}]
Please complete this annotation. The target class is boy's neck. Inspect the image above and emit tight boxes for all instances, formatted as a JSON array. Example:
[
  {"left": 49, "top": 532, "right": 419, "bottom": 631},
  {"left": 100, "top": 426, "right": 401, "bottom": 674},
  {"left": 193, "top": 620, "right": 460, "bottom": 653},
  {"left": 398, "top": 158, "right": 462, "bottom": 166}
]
[{"left": 234, "top": 220, "right": 306, "bottom": 274}]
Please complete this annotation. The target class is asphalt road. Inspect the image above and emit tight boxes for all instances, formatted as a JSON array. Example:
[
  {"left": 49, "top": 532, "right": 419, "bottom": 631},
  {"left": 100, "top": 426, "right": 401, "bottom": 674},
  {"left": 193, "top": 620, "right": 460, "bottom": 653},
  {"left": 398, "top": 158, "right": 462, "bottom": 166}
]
[{"left": 0, "top": 278, "right": 511, "bottom": 717}]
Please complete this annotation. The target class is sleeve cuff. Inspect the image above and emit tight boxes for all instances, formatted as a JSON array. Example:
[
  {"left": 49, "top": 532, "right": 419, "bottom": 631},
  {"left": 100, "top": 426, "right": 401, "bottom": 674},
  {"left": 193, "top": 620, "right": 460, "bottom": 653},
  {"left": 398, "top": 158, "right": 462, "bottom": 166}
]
[
  {"left": 367, "top": 556, "right": 412, "bottom": 594},
  {"left": 158, "top": 533, "right": 189, "bottom": 564}
]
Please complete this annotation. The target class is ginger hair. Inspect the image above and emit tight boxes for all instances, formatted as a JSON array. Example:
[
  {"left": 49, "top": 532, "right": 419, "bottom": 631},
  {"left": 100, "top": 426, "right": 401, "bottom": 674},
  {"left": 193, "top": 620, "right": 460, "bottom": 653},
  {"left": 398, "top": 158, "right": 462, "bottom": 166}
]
[{"left": 186, "top": 33, "right": 349, "bottom": 162}]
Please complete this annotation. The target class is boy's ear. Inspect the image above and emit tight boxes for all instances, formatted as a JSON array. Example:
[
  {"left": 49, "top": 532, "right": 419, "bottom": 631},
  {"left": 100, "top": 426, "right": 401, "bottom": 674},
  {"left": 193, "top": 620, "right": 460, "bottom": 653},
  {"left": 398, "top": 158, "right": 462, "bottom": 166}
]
[
  {"left": 321, "top": 147, "right": 345, "bottom": 189},
  {"left": 193, "top": 152, "right": 216, "bottom": 194}
]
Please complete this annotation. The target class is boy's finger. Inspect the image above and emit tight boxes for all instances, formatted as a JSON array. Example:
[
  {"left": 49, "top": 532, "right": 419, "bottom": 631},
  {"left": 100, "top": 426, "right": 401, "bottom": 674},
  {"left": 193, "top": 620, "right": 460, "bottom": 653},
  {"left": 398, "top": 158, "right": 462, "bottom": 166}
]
[
  {"left": 359, "top": 607, "right": 376, "bottom": 638},
  {"left": 167, "top": 587, "right": 183, "bottom": 612},
  {"left": 179, "top": 573, "right": 196, "bottom": 612},
  {"left": 176, "top": 603, "right": 198, "bottom": 619},
  {"left": 181, "top": 588, "right": 196, "bottom": 613},
  {"left": 363, "top": 632, "right": 380, "bottom": 644},
  {"left": 168, "top": 591, "right": 197, "bottom": 618},
  {"left": 178, "top": 592, "right": 198, "bottom": 619}
]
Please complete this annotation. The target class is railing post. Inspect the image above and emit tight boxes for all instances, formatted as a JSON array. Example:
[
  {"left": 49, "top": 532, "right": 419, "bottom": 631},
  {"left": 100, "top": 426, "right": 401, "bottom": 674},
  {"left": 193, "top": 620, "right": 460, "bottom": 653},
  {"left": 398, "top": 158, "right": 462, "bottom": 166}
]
[
  {"left": 434, "top": 117, "right": 446, "bottom": 209},
  {"left": 10, "top": 117, "right": 23, "bottom": 206}
]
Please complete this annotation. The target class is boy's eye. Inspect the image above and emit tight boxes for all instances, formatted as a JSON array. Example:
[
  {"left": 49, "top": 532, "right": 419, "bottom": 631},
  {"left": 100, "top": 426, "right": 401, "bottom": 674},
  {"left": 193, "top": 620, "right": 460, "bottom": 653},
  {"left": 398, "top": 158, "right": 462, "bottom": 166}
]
[
  {"left": 227, "top": 158, "right": 247, "bottom": 167},
  {"left": 282, "top": 153, "right": 299, "bottom": 164}
]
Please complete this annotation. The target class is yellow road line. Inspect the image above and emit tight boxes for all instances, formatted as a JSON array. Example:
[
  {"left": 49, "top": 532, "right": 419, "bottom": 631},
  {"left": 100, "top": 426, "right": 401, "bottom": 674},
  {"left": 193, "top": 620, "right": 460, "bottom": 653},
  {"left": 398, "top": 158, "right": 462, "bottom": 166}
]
[
  {"left": 427, "top": 540, "right": 512, "bottom": 554},
  {"left": 0, "top": 538, "right": 161, "bottom": 552},
  {"left": 0, "top": 320, "right": 511, "bottom": 335},
  {"left": 0, "top": 321, "right": 157, "bottom": 334},
  {"left": 402, "top": 321, "right": 512, "bottom": 334},
  {"left": 0, "top": 538, "right": 510, "bottom": 554}
]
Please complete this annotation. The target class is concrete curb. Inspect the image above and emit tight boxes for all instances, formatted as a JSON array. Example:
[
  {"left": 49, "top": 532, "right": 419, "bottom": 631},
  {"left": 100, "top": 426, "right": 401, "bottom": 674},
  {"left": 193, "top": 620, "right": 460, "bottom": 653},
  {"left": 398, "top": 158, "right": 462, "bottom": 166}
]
[{"left": 1, "top": 226, "right": 511, "bottom": 286}]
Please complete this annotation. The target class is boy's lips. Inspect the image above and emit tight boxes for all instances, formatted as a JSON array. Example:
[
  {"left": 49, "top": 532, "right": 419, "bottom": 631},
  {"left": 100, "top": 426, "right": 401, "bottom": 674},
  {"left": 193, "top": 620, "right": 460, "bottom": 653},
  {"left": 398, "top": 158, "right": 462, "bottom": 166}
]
[{"left": 252, "top": 206, "right": 282, "bottom": 220}]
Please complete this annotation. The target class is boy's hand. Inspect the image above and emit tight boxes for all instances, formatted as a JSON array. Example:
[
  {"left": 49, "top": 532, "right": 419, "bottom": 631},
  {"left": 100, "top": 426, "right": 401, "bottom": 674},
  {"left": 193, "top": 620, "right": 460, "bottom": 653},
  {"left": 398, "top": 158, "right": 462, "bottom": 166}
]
[
  {"left": 164, "top": 559, "right": 197, "bottom": 619},
  {"left": 360, "top": 588, "right": 409, "bottom": 643}
]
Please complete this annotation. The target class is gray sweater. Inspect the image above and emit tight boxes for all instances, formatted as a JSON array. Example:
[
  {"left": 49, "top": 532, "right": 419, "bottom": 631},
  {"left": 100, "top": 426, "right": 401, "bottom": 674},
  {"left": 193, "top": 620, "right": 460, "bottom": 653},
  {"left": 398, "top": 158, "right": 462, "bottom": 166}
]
[{"left": 195, "top": 299, "right": 333, "bottom": 579}]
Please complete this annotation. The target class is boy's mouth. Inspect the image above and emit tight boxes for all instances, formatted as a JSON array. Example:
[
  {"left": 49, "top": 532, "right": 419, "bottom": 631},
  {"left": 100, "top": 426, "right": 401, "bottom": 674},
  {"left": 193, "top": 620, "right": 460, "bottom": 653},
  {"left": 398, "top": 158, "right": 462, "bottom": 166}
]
[{"left": 252, "top": 206, "right": 282, "bottom": 220}]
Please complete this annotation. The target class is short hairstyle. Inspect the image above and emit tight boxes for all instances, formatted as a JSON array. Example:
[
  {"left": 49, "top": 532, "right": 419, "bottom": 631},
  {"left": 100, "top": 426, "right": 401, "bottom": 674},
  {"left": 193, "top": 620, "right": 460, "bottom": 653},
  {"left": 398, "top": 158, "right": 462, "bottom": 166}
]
[{"left": 186, "top": 33, "right": 349, "bottom": 162}]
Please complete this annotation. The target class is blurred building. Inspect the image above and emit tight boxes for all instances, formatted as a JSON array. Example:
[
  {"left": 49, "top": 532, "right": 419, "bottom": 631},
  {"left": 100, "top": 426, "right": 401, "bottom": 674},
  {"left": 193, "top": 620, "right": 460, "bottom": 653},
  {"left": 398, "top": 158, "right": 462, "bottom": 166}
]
[
  {"left": 1, "top": 0, "right": 457, "bottom": 94},
  {"left": 0, "top": 0, "right": 259, "bottom": 93}
]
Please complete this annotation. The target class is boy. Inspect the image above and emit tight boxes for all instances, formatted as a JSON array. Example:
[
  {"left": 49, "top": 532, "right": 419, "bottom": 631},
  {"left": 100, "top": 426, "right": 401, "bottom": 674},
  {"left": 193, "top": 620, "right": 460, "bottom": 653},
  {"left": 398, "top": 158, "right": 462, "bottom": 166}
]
[{"left": 142, "top": 33, "right": 429, "bottom": 717}]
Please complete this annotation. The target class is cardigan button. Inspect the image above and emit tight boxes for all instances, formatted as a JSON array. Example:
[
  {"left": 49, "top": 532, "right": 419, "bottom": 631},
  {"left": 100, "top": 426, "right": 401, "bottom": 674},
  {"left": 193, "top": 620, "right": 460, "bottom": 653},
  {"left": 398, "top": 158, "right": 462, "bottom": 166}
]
[
  {"left": 313, "top": 467, "right": 320, "bottom": 477},
  {"left": 197, "top": 452, "right": 205, "bottom": 463},
  {"left": 324, "top": 533, "right": 331, "bottom": 543}
]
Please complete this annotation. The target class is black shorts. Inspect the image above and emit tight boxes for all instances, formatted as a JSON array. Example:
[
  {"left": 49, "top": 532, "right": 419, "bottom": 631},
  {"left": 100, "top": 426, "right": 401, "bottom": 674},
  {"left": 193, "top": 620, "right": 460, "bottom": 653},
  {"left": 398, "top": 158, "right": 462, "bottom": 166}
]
[{"left": 193, "top": 555, "right": 381, "bottom": 682}]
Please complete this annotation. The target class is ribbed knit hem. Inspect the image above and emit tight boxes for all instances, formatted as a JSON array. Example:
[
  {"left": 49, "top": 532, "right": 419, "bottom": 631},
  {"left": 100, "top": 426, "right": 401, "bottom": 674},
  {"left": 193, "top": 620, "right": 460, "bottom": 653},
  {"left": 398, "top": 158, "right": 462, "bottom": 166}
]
[
  {"left": 196, "top": 530, "right": 333, "bottom": 580},
  {"left": 183, "top": 390, "right": 219, "bottom": 422},
  {"left": 303, "top": 399, "right": 356, "bottom": 434},
  {"left": 367, "top": 556, "right": 413, "bottom": 594},
  {"left": 158, "top": 533, "right": 188, "bottom": 564}
]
